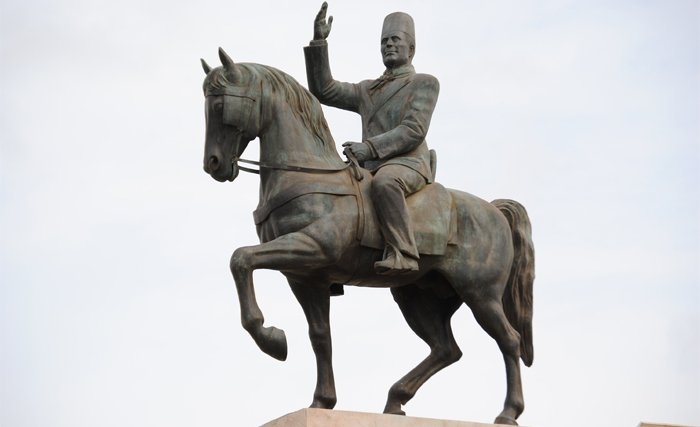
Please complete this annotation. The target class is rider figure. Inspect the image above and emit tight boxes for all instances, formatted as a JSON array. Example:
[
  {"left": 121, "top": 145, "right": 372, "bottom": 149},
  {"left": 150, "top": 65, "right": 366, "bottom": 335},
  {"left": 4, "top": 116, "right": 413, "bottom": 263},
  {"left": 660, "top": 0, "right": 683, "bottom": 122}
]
[{"left": 304, "top": 3, "right": 440, "bottom": 275}]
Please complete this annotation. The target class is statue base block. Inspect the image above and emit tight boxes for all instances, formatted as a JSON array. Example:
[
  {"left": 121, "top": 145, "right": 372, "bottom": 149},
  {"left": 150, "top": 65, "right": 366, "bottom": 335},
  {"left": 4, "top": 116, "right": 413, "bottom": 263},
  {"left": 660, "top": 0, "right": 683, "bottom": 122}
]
[{"left": 261, "top": 408, "right": 519, "bottom": 427}]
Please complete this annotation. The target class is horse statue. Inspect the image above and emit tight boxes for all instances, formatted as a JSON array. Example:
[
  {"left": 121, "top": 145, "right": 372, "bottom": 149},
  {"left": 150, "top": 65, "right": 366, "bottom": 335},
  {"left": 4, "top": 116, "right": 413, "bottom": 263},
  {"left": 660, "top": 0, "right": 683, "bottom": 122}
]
[{"left": 200, "top": 47, "right": 535, "bottom": 426}]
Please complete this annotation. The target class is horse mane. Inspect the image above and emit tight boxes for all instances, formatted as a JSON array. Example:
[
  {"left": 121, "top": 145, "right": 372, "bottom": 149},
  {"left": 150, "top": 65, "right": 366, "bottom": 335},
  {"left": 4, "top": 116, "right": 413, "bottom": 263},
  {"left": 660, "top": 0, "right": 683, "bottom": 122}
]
[
  {"left": 204, "top": 63, "right": 335, "bottom": 148},
  {"left": 202, "top": 67, "right": 232, "bottom": 93},
  {"left": 253, "top": 64, "right": 335, "bottom": 148}
]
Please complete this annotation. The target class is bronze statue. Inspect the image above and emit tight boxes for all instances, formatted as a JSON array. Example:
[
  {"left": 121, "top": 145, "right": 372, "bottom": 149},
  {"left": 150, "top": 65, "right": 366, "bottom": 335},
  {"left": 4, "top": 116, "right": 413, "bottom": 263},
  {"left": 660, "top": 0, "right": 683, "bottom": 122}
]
[
  {"left": 306, "top": 5, "right": 438, "bottom": 275},
  {"left": 199, "top": 3, "right": 535, "bottom": 425}
]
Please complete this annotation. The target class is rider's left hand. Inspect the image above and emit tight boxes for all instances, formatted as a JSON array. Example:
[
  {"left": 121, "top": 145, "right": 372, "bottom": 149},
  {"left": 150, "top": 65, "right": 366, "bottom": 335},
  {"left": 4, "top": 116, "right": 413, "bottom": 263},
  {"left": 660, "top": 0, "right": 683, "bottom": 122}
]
[{"left": 342, "top": 141, "right": 376, "bottom": 162}]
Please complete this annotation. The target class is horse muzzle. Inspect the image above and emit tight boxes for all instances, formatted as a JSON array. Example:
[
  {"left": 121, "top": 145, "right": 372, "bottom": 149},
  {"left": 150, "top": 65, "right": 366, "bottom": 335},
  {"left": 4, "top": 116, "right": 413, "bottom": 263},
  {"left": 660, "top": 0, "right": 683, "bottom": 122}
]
[{"left": 204, "top": 154, "right": 239, "bottom": 182}]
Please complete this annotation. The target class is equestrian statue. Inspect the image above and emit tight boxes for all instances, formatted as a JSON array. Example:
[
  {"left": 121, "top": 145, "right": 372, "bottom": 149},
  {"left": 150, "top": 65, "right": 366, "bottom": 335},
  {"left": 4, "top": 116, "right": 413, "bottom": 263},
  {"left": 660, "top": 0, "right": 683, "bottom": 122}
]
[{"left": 199, "top": 3, "right": 535, "bottom": 425}]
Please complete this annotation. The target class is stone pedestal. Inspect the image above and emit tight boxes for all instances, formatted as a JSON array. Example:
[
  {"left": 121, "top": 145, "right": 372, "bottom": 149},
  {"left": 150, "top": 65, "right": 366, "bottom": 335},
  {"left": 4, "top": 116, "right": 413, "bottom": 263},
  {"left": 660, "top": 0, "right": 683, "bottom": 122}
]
[
  {"left": 261, "top": 408, "right": 519, "bottom": 427},
  {"left": 638, "top": 424, "right": 697, "bottom": 427}
]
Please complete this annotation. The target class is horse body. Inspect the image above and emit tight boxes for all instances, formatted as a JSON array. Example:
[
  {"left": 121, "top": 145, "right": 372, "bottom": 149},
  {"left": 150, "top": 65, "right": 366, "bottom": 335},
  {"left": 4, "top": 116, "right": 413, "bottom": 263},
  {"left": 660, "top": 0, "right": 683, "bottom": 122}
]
[{"left": 201, "top": 49, "right": 534, "bottom": 425}]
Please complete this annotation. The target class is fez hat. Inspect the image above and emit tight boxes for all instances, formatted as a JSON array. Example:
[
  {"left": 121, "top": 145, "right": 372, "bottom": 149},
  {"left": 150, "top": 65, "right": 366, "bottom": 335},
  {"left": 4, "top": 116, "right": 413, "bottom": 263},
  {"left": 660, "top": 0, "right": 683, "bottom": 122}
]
[{"left": 381, "top": 12, "right": 415, "bottom": 42}]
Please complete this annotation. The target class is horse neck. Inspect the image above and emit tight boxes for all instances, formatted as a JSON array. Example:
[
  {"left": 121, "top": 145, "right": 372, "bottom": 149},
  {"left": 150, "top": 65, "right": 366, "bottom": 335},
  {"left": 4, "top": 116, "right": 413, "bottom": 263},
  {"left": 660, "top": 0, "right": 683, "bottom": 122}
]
[
  {"left": 257, "top": 96, "right": 344, "bottom": 174},
  {"left": 254, "top": 98, "right": 346, "bottom": 204}
]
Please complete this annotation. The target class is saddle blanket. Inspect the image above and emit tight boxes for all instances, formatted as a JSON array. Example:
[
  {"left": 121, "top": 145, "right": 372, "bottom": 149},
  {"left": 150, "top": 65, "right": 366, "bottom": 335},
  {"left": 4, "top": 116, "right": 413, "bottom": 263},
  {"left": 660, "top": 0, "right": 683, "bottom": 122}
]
[{"left": 359, "top": 182, "right": 457, "bottom": 256}]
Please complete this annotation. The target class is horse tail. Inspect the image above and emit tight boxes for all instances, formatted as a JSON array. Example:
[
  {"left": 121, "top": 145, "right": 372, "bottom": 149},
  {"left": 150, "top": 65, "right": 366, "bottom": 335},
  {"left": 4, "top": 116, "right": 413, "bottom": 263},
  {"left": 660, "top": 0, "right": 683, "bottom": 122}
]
[{"left": 492, "top": 199, "right": 535, "bottom": 367}]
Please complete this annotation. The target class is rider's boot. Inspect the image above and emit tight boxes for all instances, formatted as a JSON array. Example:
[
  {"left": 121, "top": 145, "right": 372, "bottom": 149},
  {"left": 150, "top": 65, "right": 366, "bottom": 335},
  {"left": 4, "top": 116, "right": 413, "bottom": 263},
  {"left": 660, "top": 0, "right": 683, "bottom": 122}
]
[{"left": 374, "top": 245, "right": 419, "bottom": 275}]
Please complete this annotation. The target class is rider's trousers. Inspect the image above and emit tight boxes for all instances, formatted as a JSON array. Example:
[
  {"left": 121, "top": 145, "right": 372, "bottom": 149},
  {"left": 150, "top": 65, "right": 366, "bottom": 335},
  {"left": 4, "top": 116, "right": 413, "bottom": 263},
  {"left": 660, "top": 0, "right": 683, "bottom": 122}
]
[{"left": 371, "top": 164, "right": 426, "bottom": 260}]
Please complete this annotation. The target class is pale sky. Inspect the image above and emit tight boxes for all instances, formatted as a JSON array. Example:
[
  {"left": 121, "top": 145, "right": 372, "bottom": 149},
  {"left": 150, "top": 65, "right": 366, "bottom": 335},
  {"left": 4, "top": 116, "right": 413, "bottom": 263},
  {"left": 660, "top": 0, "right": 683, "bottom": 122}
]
[{"left": 1, "top": 1, "right": 699, "bottom": 426}]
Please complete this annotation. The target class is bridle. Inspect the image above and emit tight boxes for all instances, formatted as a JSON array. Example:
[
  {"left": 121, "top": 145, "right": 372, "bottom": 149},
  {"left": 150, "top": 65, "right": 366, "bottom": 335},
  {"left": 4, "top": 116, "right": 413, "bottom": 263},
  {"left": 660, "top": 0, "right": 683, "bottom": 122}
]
[{"left": 207, "top": 77, "right": 364, "bottom": 181}]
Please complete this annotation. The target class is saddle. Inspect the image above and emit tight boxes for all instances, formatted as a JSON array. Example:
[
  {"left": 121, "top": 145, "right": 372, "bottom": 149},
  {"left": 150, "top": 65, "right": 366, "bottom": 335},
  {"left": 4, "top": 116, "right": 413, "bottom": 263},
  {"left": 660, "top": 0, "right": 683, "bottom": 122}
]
[{"left": 356, "top": 179, "right": 457, "bottom": 255}]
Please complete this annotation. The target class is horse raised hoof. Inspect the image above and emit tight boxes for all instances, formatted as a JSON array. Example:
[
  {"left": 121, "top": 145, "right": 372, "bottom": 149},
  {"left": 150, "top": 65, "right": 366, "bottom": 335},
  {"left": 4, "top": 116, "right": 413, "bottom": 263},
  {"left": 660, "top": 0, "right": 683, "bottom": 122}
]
[
  {"left": 494, "top": 415, "right": 518, "bottom": 425},
  {"left": 257, "top": 326, "right": 288, "bottom": 361}
]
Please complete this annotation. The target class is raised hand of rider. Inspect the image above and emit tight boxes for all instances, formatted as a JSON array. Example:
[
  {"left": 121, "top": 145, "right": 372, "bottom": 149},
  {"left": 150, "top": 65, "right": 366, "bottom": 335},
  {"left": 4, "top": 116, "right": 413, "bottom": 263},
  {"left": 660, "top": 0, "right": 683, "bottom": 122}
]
[{"left": 313, "top": 2, "right": 333, "bottom": 41}]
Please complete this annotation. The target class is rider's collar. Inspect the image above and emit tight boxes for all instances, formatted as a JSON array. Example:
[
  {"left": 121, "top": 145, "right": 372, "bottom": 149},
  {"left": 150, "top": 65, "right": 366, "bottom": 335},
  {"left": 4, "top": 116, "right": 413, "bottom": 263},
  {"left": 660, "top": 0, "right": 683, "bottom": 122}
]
[{"left": 382, "top": 64, "right": 415, "bottom": 78}]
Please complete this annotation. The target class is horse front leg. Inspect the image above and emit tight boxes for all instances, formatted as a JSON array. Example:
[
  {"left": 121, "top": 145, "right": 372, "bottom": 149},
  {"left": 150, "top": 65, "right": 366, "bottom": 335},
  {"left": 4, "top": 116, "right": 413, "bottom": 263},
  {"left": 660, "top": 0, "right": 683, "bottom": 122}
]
[
  {"left": 289, "top": 280, "right": 336, "bottom": 409},
  {"left": 229, "top": 232, "right": 328, "bottom": 361}
]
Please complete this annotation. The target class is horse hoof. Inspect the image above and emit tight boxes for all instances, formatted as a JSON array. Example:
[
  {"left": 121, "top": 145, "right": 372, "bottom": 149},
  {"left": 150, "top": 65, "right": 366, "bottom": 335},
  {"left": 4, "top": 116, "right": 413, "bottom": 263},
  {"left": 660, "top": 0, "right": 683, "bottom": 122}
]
[
  {"left": 310, "top": 395, "right": 337, "bottom": 409},
  {"left": 382, "top": 404, "right": 405, "bottom": 416},
  {"left": 259, "top": 326, "right": 288, "bottom": 361},
  {"left": 494, "top": 415, "right": 518, "bottom": 425}
]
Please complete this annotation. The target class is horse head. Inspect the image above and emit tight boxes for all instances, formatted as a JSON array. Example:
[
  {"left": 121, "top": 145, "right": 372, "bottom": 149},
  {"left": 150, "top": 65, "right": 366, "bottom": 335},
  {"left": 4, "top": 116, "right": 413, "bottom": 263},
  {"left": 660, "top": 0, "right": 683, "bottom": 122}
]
[{"left": 201, "top": 48, "right": 262, "bottom": 182}]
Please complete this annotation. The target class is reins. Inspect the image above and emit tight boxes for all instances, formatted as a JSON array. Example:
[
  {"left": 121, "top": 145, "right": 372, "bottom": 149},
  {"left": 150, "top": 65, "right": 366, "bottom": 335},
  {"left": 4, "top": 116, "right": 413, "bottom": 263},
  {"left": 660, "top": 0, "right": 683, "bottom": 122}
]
[{"left": 234, "top": 148, "right": 364, "bottom": 181}]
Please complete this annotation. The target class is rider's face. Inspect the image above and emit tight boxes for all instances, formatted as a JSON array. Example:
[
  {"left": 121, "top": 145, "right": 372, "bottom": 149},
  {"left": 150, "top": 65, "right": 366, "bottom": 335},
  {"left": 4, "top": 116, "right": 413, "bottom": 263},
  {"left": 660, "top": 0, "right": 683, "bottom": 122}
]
[{"left": 381, "top": 32, "right": 414, "bottom": 69}]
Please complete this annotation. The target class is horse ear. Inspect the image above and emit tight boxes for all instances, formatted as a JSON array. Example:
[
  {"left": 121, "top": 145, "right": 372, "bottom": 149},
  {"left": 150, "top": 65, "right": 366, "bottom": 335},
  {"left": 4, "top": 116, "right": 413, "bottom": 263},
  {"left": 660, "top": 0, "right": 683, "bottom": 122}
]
[
  {"left": 201, "top": 58, "right": 212, "bottom": 75},
  {"left": 218, "top": 47, "right": 242, "bottom": 82},
  {"left": 219, "top": 47, "right": 235, "bottom": 69}
]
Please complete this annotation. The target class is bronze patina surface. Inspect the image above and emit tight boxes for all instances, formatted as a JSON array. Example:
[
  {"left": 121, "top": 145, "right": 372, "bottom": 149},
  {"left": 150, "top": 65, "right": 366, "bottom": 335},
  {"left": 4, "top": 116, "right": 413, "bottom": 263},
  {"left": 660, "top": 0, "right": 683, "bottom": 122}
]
[{"left": 200, "top": 3, "right": 535, "bottom": 424}]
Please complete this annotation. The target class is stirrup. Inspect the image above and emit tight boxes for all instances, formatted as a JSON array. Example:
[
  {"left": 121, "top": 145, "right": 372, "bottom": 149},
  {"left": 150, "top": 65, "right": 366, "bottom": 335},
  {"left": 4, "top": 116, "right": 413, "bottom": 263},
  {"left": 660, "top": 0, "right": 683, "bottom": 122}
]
[{"left": 374, "top": 248, "right": 419, "bottom": 275}]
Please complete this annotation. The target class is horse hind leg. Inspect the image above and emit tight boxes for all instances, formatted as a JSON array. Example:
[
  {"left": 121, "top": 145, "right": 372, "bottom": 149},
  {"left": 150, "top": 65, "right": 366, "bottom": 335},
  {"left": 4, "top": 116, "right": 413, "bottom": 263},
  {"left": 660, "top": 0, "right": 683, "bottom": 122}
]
[
  {"left": 383, "top": 283, "right": 463, "bottom": 416},
  {"left": 288, "top": 280, "right": 337, "bottom": 410},
  {"left": 467, "top": 295, "right": 524, "bottom": 425}
]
